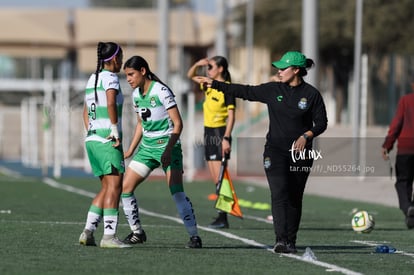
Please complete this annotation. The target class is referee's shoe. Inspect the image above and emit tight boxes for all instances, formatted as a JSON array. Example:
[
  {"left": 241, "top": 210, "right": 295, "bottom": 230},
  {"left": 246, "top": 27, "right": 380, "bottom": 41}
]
[{"left": 208, "top": 212, "right": 229, "bottom": 229}]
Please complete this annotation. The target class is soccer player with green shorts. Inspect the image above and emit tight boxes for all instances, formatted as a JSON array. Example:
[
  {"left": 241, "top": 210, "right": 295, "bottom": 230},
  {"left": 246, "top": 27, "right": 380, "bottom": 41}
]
[
  {"left": 79, "top": 41, "right": 131, "bottom": 248},
  {"left": 121, "top": 55, "right": 202, "bottom": 248}
]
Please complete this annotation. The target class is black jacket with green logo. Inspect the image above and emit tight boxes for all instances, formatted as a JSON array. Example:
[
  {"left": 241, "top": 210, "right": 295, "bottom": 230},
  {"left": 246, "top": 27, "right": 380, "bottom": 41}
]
[{"left": 211, "top": 80, "right": 328, "bottom": 152}]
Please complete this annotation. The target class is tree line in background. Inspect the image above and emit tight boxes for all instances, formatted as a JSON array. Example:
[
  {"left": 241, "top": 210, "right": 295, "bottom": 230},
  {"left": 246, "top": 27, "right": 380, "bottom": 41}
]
[
  {"left": 241, "top": 0, "right": 414, "bottom": 125},
  {"left": 237, "top": 0, "right": 414, "bottom": 80},
  {"left": 90, "top": 0, "right": 414, "bottom": 56},
  {"left": 90, "top": 0, "right": 414, "bottom": 124}
]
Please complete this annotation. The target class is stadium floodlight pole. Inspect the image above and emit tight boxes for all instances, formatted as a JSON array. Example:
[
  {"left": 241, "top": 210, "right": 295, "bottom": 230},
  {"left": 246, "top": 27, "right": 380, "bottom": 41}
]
[
  {"left": 185, "top": 91, "right": 196, "bottom": 182},
  {"left": 246, "top": 0, "right": 254, "bottom": 85},
  {"left": 301, "top": 0, "right": 318, "bottom": 89},
  {"left": 245, "top": 0, "right": 255, "bottom": 123},
  {"left": 359, "top": 54, "right": 368, "bottom": 178},
  {"left": 302, "top": 0, "right": 320, "bottom": 152},
  {"left": 352, "top": 0, "right": 363, "bottom": 173},
  {"left": 157, "top": 0, "right": 169, "bottom": 82},
  {"left": 215, "top": 0, "right": 227, "bottom": 56}
]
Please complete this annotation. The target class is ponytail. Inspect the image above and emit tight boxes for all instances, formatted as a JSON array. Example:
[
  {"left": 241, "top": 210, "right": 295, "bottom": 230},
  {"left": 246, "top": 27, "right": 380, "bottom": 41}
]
[
  {"left": 299, "top": 58, "right": 315, "bottom": 77},
  {"left": 93, "top": 41, "right": 122, "bottom": 102},
  {"left": 94, "top": 42, "right": 104, "bottom": 102},
  {"left": 211, "top": 56, "right": 231, "bottom": 82}
]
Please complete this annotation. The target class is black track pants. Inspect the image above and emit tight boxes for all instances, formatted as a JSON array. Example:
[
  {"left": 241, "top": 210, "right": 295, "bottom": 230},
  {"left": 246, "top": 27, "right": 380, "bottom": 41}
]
[
  {"left": 263, "top": 149, "right": 313, "bottom": 244},
  {"left": 395, "top": 154, "right": 414, "bottom": 215}
]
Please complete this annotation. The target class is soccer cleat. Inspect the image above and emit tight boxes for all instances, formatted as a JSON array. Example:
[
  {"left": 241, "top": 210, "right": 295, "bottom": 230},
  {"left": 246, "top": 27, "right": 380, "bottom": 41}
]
[
  {"left": 273, "top": 241, "right": 296, "bottom": 254},
  {"left": 79, "top": 231, "right": 96, "bottom": 246},
  {"left": 186, "top": 236, "right": 202, "bottom": 248},
  {"left": 123, "top": 230, "right": 147, "bottom": 244},
  {"left": 208, "top": 213, "right": 229, "bottom": 229},
  {"left": 100, "top": 236, "right": 132, "bottom": 248},
  {"left": 287, "top": 242, "right": 298, "bottom": 254}
]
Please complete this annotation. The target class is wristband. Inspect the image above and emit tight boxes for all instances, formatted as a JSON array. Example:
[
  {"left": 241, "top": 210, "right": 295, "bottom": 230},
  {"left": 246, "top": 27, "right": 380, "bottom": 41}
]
[
  {"left": 110, "top": 124, "right": 119, "bottom": 139},
  {"left": 302, "top": 133, "right": 310, "bottom": 141},
  {"left": 223, "top": 136, "right": 231, "bottom": 142}
]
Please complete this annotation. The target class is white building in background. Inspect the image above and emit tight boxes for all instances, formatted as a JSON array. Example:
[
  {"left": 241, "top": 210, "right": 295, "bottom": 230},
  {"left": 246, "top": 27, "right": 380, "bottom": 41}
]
[{"left": 0, "top": 7, "right": 271, "bottom": 179}]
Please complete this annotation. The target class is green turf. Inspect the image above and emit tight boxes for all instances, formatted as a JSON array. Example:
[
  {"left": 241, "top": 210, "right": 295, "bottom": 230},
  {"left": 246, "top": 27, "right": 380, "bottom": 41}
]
[{"left": 0, "top": 174, "right": 412, "bottom": 275}]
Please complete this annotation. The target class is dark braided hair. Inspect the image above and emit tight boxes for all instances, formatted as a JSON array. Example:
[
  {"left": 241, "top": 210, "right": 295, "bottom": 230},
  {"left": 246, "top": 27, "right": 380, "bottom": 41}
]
[
  {"left": 94, "top": 41, "right": 122, "bottom": 102},
  {"left": 211, "top": 56, "right": 231, "bottom": 82},
  {"left": 123, "top": 55, "right": 174, "bottom": 95}
]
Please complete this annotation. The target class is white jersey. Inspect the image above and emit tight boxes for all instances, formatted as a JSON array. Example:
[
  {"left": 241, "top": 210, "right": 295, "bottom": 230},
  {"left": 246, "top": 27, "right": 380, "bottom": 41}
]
[
  {"left": 132, "top": 81, "right": 177, "bottom": 148},
  {"left": 84, "top": 70, "right": 123, "bottom": 143}
]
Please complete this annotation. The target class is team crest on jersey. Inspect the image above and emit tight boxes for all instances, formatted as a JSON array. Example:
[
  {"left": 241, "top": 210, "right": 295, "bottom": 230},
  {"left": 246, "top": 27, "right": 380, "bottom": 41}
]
[
  {"left": 298, "top": 98, "right": 308, "bottom": 110},
  {"left": 150, "top": 97, "right": 156, "bottom": 107},
  {"left": 264, "top": 157, "right": 271, "bottom": 169}
]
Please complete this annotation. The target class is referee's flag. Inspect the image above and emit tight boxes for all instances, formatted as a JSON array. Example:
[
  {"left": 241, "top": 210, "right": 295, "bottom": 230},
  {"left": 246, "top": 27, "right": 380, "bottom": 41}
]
[{"left": 215, "top": 158, "right": 243, "bottom": 218}]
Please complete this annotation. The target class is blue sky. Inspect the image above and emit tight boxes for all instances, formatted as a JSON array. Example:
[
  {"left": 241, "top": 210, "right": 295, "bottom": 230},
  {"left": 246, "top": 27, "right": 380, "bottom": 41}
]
[{"left": 0, "top": 0, "right": 215, "bottom": 13}]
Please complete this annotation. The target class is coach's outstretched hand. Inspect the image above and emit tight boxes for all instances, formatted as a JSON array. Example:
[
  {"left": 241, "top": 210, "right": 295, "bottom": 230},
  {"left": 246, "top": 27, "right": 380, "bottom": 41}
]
[{"left": 192, "top": 76, "right": 212, "bottom": 89}]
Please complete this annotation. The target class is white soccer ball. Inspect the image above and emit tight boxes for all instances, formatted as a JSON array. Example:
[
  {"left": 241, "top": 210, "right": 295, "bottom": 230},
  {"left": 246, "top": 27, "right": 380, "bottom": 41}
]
[{"left": 351, "top": 210, "right": 375, "bottom": 233}]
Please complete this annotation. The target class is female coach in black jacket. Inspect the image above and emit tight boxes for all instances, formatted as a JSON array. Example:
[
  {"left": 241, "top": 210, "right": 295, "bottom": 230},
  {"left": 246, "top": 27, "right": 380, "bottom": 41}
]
[{"left": 192, "top": 51, "right": 328, "bottom": 254}]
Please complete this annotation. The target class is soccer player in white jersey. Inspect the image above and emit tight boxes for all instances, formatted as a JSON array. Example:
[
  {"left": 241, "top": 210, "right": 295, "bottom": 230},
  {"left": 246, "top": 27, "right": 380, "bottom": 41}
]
[
  {"left": 121, "top": 55, "right": 202, "bottom": 248},
  {"left": 79, "top": 42, "right": 131, "bottom": 248}
]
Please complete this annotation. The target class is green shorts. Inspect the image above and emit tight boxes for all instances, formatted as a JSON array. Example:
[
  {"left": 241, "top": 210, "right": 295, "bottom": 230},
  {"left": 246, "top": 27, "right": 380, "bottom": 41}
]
[
  {"left": 132, "top": 142, "right": 183, "bottom": 172},
  {"left": 85, "top": 141, "right": 125, "bottom": 177}
]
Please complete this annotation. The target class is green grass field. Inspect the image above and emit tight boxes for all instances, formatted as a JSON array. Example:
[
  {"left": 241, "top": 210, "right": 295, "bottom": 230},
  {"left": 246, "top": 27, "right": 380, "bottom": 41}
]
[{"left": 1, "top": 172, "right": 413, "bottom": 275}]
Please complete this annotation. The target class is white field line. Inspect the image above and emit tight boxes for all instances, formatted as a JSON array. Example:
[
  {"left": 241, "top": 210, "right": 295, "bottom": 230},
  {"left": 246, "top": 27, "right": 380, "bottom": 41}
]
[
  {"left": 0, "top": 166, "right": 23, "bottom": 178},
  {"left": 2, "top": 220, "right": 185, "bottom": 229},
  {"left": 243, "top": 214, "right": 273, "bottom": 224},
  {"left": 351, "top": 240, "right": 414, "bottom": 258},
  {"left": 43, "top": 177, "right": 96, "bottom": 198},
  {"left": 41, "top": 177, "right": 362, "bottom": 275}
]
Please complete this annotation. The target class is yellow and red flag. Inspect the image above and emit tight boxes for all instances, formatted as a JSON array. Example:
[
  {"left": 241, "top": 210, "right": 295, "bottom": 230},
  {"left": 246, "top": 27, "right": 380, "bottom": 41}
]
[{"left": 215, "top": 158, "right": 243, "bottom": 218}]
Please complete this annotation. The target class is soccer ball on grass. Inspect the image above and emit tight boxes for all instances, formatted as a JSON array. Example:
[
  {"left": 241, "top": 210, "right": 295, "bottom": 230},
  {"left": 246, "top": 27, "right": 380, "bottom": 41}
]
[{"left": 351, "top": 210, "right": 375, "bottom": 233}]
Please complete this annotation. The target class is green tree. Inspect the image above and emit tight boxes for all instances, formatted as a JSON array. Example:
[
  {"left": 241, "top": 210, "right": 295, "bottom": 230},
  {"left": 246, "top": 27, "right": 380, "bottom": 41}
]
[
  {"left": 237, "top": 0, "right": 414, "bottom": 57},
  {"left": 232, "top": 0, "right": 414, "bottom": 124},
  {"left": 363, "top": 0, "right": 414, "bottom": 54}
]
